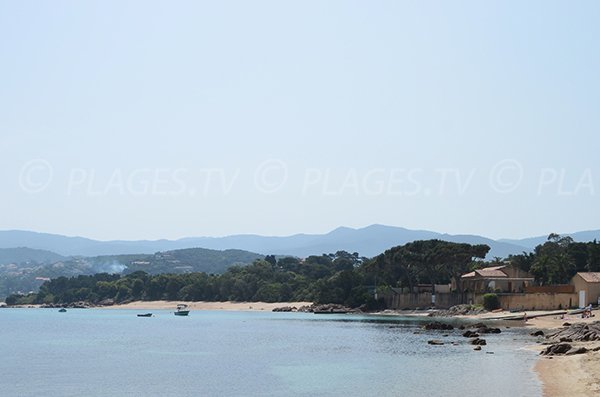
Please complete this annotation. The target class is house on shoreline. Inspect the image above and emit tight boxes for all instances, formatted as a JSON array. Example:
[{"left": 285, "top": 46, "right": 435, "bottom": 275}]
[
  {"left": 385, "top": 264, "right": 584, "bottom": 311},
  {"left": 459, "top": 265, "right": 534, "bottom": 294},
  {"left": 571, "top": 272, "right": 600, "bottom": 307}
]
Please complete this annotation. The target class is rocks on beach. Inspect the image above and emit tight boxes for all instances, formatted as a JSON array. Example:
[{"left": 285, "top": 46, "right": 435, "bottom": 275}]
[
  {"left": 40, "top": 301, "right": 93, "bottom": 309},
  {"left": 273, "top": 303, "right": 357, "bottom": 314},
  {"left": 39, "top": 298, "right": 118, "bottom": 309},
  {"left": 428, "top": 304, "right": 486, "bottom": 317},
  {"left": 546, "top": 321, "right": 600, "bottom": 342},
  {"left": 272, "top": 306, "right": 298, "bottom": 312},
  {"left": 539, "top": 321, "right": 600, "bottom": 357}
]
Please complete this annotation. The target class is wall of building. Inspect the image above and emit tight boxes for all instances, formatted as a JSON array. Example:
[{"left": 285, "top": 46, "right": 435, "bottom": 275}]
[
  {"left": 525, "top": 285, "right": 574, "bottom": 294},
  {"left": 571, "top": 275, "right": 600, "bottom": 305},
  {"left": 498, "top": 293, "right": 578, "bottom": 311},
  {"left": 385, "top": 292, "right": 477, "bottom": 309},
  {"left": 385, "top": 291, "right": 577, "bottom": 310},
  {"left": 590, "top": 284, "right": 600, "bottom": 305}
]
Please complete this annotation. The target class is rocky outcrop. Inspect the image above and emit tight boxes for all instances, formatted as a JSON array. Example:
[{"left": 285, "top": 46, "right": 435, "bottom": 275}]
[
  {"left": 546, "top": 321, "right": 600, "bottom": 342},
  {"left": 462, "top": 330, "right": 479, "bottom": 338},
  {"left": 540, "top": 343, "right": 574, "bottom": 356},
  {"left": 272, "top": 306, "right": 297, "bottom": 312},
  {"left": 423, "top": 321, "right": 454, "bottom": 331},
  {"left": 428, "top": 304, "right": 486, "bottom": 317},
  {"left": 296, "top": 303, "right": 357, "bottom": 314},
  {"left": 41, "top": 301, "right": 92, "bottom": 309},
  {"left": 98, "top": 299, "right": 115, "bottom": 306},
  {"left": 540, "top": 322, "right": 600, "bottom": 358},
  {"left": 471, "top": 338, "right": 487, "bottom": 346},
  {"left": 470, "top": 323, "right": 501, "bottom": 334}
]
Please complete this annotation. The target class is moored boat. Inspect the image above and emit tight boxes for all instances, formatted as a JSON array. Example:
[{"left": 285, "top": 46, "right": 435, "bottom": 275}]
[
  {"left": 174, "top": 304, "right": 190, "bottom": 316},
  {"left": 137, "top": 313, "right": 152, "bottom": 317}
]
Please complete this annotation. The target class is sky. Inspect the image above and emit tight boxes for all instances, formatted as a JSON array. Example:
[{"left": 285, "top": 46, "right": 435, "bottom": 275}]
[{"left": 1, "top": 1, "right": 600, "bottom": 241}]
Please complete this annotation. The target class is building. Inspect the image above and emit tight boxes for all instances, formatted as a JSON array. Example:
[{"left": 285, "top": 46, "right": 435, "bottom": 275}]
[
  {"left": 571, "top": 272, "right": 600, "bottom": 307},
  {"left": 459, "top": 265, "right": 534, "bottom": 293}
]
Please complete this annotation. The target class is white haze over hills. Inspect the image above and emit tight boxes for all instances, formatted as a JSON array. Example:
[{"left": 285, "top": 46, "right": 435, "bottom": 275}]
[{"left": 2, "top": 225, "right": 600, "bottom": 260}]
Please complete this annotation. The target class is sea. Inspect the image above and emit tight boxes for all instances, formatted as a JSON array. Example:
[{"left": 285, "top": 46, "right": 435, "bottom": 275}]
[{"left": 0, "top": 309, "right": 542, "bottom": 397}]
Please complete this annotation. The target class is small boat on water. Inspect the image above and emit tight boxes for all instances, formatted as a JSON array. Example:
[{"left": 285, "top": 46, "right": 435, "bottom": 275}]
[
  {"left": 58, "top": 308, "right": 67, "bottom": 313},
  {"left": 137, "top": 313, "right": 152, "bottom": 317},
  {"left": 174, "top": 304, "right": 190, "bottom": 316}
]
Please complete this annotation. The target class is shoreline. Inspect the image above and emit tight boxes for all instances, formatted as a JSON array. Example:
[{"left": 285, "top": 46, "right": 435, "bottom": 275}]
[
  {"left": 526, "top": 313, "right": 600, "bottom": 397},
  {"left": 97, "top": 300, "right": 314, "bottom": 312}
]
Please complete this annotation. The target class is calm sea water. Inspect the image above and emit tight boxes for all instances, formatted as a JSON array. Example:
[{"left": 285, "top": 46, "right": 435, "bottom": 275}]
[{"left": 0, "top": 309, "right": 541, "bottom": 397}]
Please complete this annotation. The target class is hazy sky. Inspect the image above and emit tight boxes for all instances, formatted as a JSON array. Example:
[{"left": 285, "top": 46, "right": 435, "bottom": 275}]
[{"left": 1, "top": 1, "right": 599, "bottom": 241}]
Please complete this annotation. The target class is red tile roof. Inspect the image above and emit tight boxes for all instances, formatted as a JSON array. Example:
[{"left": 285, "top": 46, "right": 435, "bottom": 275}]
[
  {"left": 576, "top": 272, "right": 600, "bottom": 283},
  {"left": 461, "top": 266, "right": 507, "bottom": 279}
]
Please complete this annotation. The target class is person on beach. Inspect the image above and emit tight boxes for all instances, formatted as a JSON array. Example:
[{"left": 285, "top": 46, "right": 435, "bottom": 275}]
[{"left": 523, "top": 312, "right": 527, "bottom": 322}]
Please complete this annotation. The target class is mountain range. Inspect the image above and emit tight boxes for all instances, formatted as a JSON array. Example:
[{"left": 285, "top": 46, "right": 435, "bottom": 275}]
[{"left": 2, "top": 225, "right": 600, "bottom": 261}]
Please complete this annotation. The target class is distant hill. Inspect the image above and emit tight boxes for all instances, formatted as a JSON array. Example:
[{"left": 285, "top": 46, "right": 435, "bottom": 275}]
[
  {"left": 0, "top": 225, "right": 533, "bottom": 259},
  {"left": 124, "top": 248, "right": 264, "bottom": 275},
  {"left": 0, "top": 248, "right": 263, "bottom": 299},
  {"left": 0, "top": 247, "right": 66, "bottom": 266},
  {"left": 499, "top": 230, "right": 600, "bottom": 250}
]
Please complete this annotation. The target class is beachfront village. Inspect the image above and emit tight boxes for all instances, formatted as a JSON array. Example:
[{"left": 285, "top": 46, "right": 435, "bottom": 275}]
[{"left": 386, "top": 264, "right": 600, "bottom": 313}]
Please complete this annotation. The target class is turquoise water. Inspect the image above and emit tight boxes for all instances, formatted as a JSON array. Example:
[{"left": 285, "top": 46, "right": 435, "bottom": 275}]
[{"left": 0, "top": 309, "right": 541, "bottom": 397}]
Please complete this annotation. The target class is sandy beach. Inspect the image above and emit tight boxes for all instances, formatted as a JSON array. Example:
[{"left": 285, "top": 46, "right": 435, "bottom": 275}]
[
  {"left": 100, "top": 300, "right": 313, "bottom": 312},
  {"left": 526, "top": 313, "right": 600, "bottom": 397}
]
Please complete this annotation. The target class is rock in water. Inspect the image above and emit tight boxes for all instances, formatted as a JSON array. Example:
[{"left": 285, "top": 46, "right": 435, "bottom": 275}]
[
  {"left": 428, "top": 340, "right": 444, "bottom": 345},
  {"left": 423, "top": 322, "right": 454, "bottom": 331},
  {"left": 470, "top": 338, "right": 487, "bottom": 346}
]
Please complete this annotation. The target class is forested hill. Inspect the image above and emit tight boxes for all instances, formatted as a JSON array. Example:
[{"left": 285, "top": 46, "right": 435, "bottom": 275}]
[
  {"left": 124, "top": 248, "right": 264, "bottom": 275},
  {"left": 0, "top": 248, "right": 263, "bottom": 299},
  {"left": 7, "top": 242, "right": 490, "bottom": 307},
  {"left": 0, "top": 247, "right": 66, "bottom": 265}
]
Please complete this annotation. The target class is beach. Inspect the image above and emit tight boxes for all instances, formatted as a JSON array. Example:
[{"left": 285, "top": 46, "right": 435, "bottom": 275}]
[
  {"left": 526, "top": 313, "right": 600, "bottom": 397},
  {"left": 101, "top": 300, "right": 313, "bottom": 312}
]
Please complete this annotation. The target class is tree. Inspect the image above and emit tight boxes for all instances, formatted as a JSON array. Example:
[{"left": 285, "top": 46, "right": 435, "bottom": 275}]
[{"left": 530, "top": 234, "right": 575, "bottom": 284}]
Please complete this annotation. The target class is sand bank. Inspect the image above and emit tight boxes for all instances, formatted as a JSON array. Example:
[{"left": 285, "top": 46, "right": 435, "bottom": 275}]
[
  {"left": 535, "top": 343, "right": 600, "bottom": 397},
  {"left": 101, "top": 300, "right": 313, "bottom": 311},
  {"left": 528, "top": 310, "right": 600, "bottom": 396}
]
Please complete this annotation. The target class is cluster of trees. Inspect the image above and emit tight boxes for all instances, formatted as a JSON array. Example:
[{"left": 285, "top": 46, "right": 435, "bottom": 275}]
[
  {"left": 6, "top": 251, "right": 374, "bottom": 307},
  {"left": 6, "top": 241, "right": 494, "bottom": 308},
  {"left": 509, "top": 234, "right": 600, "bottom": 285},
  {"left": 0, "top": 248, "right": 264, "bottom": 299},
  {"left": 365, "top": 240, "right": 490, "bottom": 292}
]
